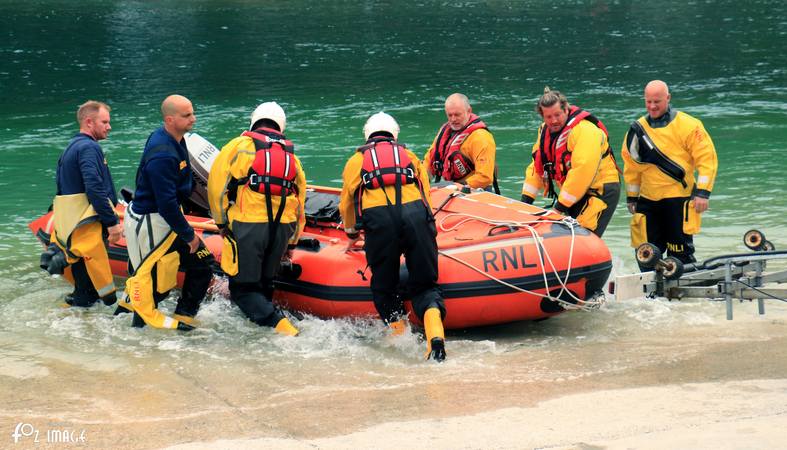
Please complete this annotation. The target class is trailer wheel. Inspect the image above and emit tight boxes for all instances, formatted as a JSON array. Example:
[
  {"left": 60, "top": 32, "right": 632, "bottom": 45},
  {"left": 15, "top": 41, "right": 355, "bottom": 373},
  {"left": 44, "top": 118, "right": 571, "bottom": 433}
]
[
  {"left": 661, "top": 257, "right": 684, "bottom": 280},
  {"left": 635, "top": 243, "right": 662, "bottom": 269},
  {"left": 744, "top": 229, "right": 765, "bottom": 250}
]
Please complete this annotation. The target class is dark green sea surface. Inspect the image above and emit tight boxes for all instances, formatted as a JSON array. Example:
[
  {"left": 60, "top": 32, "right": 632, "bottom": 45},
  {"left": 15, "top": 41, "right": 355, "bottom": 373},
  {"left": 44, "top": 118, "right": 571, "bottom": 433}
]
[{"left": 0, "top": 0, "right": 785, "bottom": 314}]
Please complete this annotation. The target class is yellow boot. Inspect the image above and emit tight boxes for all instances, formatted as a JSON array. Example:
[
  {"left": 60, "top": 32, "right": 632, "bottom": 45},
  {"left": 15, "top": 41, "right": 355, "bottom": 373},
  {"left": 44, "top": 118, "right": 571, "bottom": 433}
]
[
  {"left": 423, "top": 308, "right": 446, "bottom": 362},
  {"left": 173, "top": 314, "right": 200, "bottom": 328},
  {"left": 388, "top": 319, "right": 406, "bottom": 336},
  {"left": 274, "top": 317, "right": 300, "bottom": 337}
]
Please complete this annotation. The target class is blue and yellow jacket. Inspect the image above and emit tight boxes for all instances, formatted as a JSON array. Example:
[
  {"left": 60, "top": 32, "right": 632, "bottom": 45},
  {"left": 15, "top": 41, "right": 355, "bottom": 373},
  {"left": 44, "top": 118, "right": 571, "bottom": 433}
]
[
  {"left": 56, "top": 133, "right": 118, "bottom": 227},
  {"left": 132, "top": 127, "right": 195, "bottom": 243}
]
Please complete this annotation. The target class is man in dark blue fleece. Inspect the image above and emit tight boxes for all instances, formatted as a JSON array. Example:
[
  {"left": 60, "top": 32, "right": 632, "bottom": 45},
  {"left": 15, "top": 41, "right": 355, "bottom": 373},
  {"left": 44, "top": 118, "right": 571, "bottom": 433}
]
[
  {"left": 118, "top": 95, "right": 213, "bottom": 329},
  {"left": 50, "top": 100, "right": 122, "bottom": 307}
]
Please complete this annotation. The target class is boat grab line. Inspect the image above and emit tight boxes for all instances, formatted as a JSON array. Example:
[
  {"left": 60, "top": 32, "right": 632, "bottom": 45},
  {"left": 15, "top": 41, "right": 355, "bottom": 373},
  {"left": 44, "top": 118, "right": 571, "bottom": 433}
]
[{"left": 436, "top": 212, "right": 605, "bottom": 311}]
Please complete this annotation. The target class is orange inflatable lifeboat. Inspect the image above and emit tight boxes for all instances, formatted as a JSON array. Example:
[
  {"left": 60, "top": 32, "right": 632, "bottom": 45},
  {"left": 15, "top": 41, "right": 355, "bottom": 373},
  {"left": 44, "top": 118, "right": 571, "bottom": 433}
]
[{"left": 29, "top": 184, "right": 611, "bottom": 329}]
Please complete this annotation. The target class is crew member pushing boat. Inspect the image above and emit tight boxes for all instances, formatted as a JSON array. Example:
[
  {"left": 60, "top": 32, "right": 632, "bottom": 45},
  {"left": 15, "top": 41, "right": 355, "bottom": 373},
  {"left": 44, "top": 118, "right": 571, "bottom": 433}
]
[
  {"left": 207, "top": 102, "right": 304, "bottom": 336},
  {"left": 339, "top": 112, "right": 447, "bottom": 361}
]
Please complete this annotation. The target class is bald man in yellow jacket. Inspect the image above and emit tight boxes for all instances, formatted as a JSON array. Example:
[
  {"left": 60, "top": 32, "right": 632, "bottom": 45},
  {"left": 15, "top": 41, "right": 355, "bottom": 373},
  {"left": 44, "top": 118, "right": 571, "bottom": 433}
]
[
  {"left": 622, "top": 80, "right": 718, "bottom": 266},
  {"left": 521, "top": 88, "right": 620, "bottom": 237}
]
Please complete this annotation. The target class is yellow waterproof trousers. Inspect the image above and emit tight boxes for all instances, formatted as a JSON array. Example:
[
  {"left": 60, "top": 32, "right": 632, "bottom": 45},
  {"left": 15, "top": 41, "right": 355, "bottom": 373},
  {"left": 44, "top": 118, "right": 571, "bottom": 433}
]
[
  {"left": 52, "top": 222, "right": 116, "bottom": 298},
  {"left": 121, "top": 232, "right": 183, "bottom": 329}
]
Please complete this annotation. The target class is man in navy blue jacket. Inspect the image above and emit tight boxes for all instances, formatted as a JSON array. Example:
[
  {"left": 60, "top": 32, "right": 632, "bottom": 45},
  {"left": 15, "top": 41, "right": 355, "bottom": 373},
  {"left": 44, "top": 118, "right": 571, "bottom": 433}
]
[
  {"left": 51, "top": 100, "right": 122, "bottom": 307},
  {"left": 118, "top": 95, "right": 213, "bottom": 329}
]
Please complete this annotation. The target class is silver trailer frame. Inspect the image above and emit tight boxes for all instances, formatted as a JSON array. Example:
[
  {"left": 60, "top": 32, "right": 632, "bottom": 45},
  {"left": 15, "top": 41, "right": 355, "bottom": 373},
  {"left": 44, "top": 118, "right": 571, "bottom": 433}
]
[{"left": 611, "top": 250, "right": 787, "bottom": 320}]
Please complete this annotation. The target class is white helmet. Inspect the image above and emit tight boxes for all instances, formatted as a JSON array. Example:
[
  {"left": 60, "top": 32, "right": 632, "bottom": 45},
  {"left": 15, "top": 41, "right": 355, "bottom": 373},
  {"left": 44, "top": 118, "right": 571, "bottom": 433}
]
[
  {"left": 363, "top": 112, "right": 399, "bottom": 140},
  {"left": 250, "top": 101, "right": 286, "bottom": 132}
]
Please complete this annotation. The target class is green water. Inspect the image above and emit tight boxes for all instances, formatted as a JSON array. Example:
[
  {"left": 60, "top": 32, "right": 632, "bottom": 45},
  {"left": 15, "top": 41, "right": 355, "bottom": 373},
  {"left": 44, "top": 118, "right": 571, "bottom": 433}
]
[
  {"left": 2, "top": 1, "right": 786, "bottom": 265},
  {"left": 1, "top": 1, "right": 787, "bottom": 445}
]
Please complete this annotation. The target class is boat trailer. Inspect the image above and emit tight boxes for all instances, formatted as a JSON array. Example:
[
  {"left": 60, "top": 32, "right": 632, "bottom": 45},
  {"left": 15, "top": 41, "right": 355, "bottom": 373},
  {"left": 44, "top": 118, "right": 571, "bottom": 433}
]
[{"left": 611, "top": 230, "right": 787, "bottom": 319}]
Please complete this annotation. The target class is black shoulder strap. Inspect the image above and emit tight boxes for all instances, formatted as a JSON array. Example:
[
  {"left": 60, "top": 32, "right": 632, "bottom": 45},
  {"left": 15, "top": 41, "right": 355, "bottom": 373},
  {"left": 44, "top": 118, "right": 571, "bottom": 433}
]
[
  {"left": 582, "top": 111, "right": 601, "bottom": 128},
  {"left": 628, "top": 121, "right": 687, "bottom": 187}
]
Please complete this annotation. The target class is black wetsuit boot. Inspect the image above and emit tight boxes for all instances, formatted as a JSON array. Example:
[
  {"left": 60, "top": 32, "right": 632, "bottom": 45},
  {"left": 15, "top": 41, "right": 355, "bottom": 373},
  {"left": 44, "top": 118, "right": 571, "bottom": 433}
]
[{"left": 65, "top": 260, "right": 99, "bottom": 307}]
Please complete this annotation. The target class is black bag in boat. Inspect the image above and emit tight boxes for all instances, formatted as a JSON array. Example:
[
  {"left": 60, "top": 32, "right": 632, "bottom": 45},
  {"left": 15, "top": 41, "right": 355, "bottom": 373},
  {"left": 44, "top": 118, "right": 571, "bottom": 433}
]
[{"left": 305, "top": 191, "right": 341, "bottom": 225}]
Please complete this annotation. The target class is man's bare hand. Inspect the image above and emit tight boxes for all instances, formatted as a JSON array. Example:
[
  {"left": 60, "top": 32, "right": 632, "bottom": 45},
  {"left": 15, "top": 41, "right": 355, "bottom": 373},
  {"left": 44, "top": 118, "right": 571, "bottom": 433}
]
[
  {"left": 345, "top": 236, "right": 362, "bottom": 252},
  {"left": 107, "top": 223, "right": 123, "bottom": 244},
  {"left": 694, "top": 197, "right": 709, "bottom": 213},
  {"left": 188, "top": 235, "right": 200, "bottom": 253}
]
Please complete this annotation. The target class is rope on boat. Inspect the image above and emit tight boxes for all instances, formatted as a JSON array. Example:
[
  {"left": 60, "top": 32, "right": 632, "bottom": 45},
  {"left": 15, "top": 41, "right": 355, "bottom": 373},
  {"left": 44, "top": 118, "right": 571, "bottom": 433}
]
[{"left": 436, "top": 212, "right": 606, "bottom": 311}]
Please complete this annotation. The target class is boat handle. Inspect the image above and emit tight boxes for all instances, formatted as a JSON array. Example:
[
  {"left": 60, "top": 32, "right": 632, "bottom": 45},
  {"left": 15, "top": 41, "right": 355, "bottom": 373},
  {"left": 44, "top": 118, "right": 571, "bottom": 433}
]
[{"left": 488, "top": 225, "right": 519, "bottom": 236}]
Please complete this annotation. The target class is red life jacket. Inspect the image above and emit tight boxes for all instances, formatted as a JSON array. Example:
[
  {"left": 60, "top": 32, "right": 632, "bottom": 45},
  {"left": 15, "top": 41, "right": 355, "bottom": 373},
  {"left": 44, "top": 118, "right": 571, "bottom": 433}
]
[
  {"left": 534, "top": 106, "right": 611, "bottom": 185},
  {"left": 358, "top": 137, "right": 416, "bottom": 189},
  {"left": 353, "top": 137, "right": 427, "bottom": 223},
  {"left": 243, "top": 128, "right": 298, "bottom": 196},
  {"left": 428, "top": 114, "right": 487, "bottom": 181}
]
